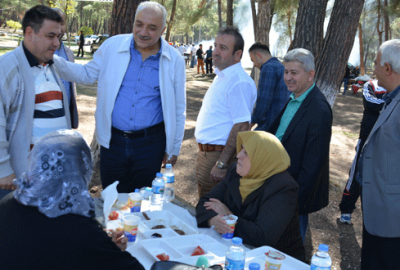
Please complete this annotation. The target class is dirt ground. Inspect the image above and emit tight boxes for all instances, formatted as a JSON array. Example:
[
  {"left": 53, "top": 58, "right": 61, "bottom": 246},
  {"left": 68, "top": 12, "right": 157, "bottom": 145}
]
[{"left": 71, "top": 60, "right": 364, "bottom": 269}]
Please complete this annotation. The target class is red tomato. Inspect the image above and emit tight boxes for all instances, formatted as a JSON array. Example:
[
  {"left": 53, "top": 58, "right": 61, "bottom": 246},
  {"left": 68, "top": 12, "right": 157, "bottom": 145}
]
[
  {"left": 156, "top": 253, "right": 170, "bottom": 261},
  {"left": 191, "top": 245, "right": 205, "bottom": 256},
  {"left": 108, "top": 211, "right": 119, "bottom": 220}
]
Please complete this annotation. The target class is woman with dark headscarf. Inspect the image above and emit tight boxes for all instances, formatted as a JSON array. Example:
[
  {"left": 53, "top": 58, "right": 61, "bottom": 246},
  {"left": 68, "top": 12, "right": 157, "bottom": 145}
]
[
  {"left": 0, "top": 130, "right": 144, "bottom": 270},
  {"left": 196, "top": 131, "right": 305, "bottom": 261}
]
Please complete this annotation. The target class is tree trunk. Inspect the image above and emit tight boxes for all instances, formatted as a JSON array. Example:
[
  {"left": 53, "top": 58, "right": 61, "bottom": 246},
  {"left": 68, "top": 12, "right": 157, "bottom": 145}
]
[
  {"left": 377, "top": 0, "right": 383, "bottom": 46},
  {"left": 314, "top": 0, "right": 364, "bottom": 106},
  {"left": 251, "top": 0, "right": 257, "bottom": 38},
  {"left": 218, "top": 0, "right": 223, "bottom": 29},
  {"left": 110, "top": 0, "right": 143, "bottom": 37},
  {"left": 358, "top": 22, "right": 365, "bottom": 75},
  {"left": 227, "top": 0, "right": 233, "bottom": 26},
  {"left": 256, "top": 0, "right": 271, "bottom": 45},
  {"left": 287, "top": 9, "right": 292, "bottom": 43},
  {"left": 384, "top": 0, "right": 389, "bottom": 41},
  {"left": 291, "top": 0, "right": 329, "bottom": 60},
  {"left": 165, "top": 0, "right": 177, "bottom": 42}
]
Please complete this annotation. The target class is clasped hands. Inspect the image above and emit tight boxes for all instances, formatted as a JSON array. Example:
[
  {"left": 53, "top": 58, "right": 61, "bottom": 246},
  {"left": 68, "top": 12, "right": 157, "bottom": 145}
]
[
  {"left": 205, "top": 198, "right": 233, "bottom": 234},
  {"left": 105, "top": 229, "right": 128, "bottom": 252}
]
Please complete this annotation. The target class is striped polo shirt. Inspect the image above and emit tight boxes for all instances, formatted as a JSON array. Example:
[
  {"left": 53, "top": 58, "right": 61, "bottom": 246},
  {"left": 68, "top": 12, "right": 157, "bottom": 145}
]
[{"left": 23, "top": 43, "right": 68, "bottom": 146}]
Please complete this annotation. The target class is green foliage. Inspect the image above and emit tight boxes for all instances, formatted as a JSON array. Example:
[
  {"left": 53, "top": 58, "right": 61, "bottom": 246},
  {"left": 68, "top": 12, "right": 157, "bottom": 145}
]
[
  {"left": 80, "top": 26, "right": 93, "bottom": 36},
  {"left": 6, "top": 20, "right": 22, "bottom": 32}
]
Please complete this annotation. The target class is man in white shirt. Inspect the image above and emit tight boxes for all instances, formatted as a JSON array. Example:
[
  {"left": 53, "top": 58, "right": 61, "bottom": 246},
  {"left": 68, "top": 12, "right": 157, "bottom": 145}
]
[
  {"left": 190, "top": 44, "right": 197, "bottom": 68},
  {"left": 195, "top": 27, "right": 257, "bottom": 198}
]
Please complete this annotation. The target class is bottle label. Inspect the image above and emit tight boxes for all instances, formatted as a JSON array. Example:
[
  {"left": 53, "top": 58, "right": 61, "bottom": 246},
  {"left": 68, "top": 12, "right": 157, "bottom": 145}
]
[
  {"left": 165, "top": 175, "right": 175, "bottom": 183},
  {"left": 310, "top": 264, "right": 331, "bottom": 270},
  {"left": 153, "top": 185, "right": 164, "bottom": 194},
  {"left": 225, "top": 258, "right": 244, "bottom": 270}
]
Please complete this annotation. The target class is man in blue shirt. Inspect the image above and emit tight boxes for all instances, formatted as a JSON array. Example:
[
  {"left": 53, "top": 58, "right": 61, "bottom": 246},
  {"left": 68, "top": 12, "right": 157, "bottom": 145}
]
[
  {"left": 266, "top": 49, "right": 332, "bottom": 242},
  {"left": 53, "top": 8, "right": 79, "bottom": 129},
  {"left": 205, "top": 45, "right": 213, "bottom": 74},
  {"left": 249, "top": 42, "right": 290, "bottom": 131}
]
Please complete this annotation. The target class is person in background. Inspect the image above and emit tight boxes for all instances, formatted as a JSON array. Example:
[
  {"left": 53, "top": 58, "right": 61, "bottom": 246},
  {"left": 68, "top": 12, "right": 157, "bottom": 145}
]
[
  {"left": 0, "top": 5, "right": 72, "bottom": 200},
  {"left": 52, "top": 2, "right": 186, "bottom": 193},
  {"left": 357, "top": 39, "right": 400, "bottom": 269},
  {"left": 342, "top": 64, "right": 351, "bottom": 95},
  {"left": 53, "top": 8, "right": 79, "bottom": 129},
  {"left": 0, "top": 130, "right": 145, "bottom": 270},
  {"left": 196, "top": 131, "right": 305, "bottom": 261},
  {"left": 266, "top": 48, "right": 332, "bottom": 242},
  {"left": 76, "top": 30, "right": 84, "bottom": 58},
  {"left": 195, "top": 26, "right": 257, "bottom": 198},
  {"left": 339, "top": 80, "right": 386, "bottom": 224},
  {"left": 248, "top": 42, "right": 290, "bottom": 131},
  {"left": 196, "top": 43, "right": 205, "bottom": 75},
  {"left": 190, "top": 44, "right": 196, "bottom": 68},
  {"left": 205, "top": 45, "right": 213, "bottom": 74}
]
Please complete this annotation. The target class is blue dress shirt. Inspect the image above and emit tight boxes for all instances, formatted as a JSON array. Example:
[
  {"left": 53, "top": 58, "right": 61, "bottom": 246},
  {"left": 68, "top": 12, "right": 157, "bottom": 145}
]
[{"left": 112, "top": 40, "right": 163, "bottom": 131}]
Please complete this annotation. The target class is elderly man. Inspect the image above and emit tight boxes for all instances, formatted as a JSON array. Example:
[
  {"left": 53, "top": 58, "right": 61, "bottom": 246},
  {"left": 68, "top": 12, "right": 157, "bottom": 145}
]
[
  {"left": 195, "top": 26, "right": 257, "bottom": 198},
  {"left": 0, "top": 5, "right": 72, "bottom": 199},
  {"left": 358, "top": 39, "right": 400, "bottom": 269},
  {"left": 266, "top": 49, "right": 332, "bottom": 241},
  {"left": 53, "top": 2, "right": 186, "bottom": 193},
  {"left": 249, "top": 42, "right": 290, "bottom": 131},
  {"left": 53, "top": 8, "right": 79, "bottom": 129}
]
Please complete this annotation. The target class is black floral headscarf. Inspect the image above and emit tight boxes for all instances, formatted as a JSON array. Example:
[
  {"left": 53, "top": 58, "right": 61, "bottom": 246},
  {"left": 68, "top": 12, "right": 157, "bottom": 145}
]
[{"left": 13, "top": 130, "right": 95, "bottom": 218}]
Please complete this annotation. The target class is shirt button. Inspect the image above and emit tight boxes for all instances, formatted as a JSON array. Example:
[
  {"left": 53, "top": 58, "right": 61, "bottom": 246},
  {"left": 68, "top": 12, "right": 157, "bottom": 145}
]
[
  {"left": 132, "top": 104, "right": 134, "bottom": 107},
  {"left": 138, "top": 78, "right": 140, "bottom": 81},
  {"left": 130, "top": 118, "right": 133, "bottom": 120}
]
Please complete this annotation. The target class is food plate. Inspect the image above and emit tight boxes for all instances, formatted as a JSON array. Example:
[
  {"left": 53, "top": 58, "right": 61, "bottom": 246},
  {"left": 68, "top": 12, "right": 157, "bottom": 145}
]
[
  {"left": 142, "top": 228, "right": 179, "bottom": 239},
  {"left": 245, "top": 246, "right": 309, "bottom": 270},
  {"left": 141, "top": 234, "right": 229, "bottom": 263}
]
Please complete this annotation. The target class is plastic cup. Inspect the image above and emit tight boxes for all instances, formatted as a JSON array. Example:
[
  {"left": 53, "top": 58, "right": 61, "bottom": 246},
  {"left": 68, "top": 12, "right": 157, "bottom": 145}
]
[
  {"left": 129, "top": 192, "right": 142, "bottom": 212},
  {"left": 265, "top": 250, "right": 285, "bottom": 270},
  {"left": 122, "top": 214, "right": 140, "bottom": 242},
  {"left": 222, "top": 214, "right": 238, "bottom": 240}
]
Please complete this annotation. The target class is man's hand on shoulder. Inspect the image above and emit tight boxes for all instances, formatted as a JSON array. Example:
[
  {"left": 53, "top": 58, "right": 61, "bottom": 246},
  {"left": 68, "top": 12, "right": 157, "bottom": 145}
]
[
  {"left": 210, "top": 165, "right": 228, "bottom": 182},
  {"left": 0, "top": 173, "right": 16, "bottom": 190}
]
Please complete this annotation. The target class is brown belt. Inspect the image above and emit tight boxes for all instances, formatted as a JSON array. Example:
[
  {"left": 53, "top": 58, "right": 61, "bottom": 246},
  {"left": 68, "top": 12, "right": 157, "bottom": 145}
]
[{"left": 198, "top": 143, "right": 224, "bottom": 152}]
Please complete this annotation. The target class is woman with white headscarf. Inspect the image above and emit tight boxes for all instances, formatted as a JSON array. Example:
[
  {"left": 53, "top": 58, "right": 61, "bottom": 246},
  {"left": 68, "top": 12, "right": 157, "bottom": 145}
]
[
  {"left": 0, "top": 130, "right": 144, "bottom": 269},
  {"left": 196, "top": 131, "right": 305, "bottom": 261}
]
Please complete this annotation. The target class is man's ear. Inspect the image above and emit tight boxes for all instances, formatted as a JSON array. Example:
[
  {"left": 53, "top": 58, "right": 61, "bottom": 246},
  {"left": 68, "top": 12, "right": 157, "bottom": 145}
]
[
  {"left": 24, "top": 26, "right": 34, "bottom": 41},
  {"left": 234, "top": 50, "right": 242, "bottom": 61},
  {"left": 385, "top": 62, "right": 393, "bottom": 76}
]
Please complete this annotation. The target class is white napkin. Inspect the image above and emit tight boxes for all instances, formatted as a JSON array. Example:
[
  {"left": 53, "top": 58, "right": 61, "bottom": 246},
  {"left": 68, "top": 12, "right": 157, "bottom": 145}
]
[{"left": 101, "top": 181, "right": 119, "bottom": 227}]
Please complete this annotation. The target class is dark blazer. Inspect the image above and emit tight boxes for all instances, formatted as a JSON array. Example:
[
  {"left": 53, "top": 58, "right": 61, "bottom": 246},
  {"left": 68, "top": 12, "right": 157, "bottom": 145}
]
[
  {"left": 196, "top": 164, "right": 305, "bottom": 261},
  {"left": 267, "top": 86, "right": 332, "bottom": 215}
]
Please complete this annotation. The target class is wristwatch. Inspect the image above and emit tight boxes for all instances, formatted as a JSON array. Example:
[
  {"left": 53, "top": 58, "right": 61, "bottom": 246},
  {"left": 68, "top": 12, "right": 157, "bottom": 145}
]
[{"left": 216, "top": 161, "right": 228, "bottom": 169}]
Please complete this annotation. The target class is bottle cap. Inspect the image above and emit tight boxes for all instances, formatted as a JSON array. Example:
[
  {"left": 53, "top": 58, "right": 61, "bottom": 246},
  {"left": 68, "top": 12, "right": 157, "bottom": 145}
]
[
  {"left": 318, "top": 244, "right": 329, "bottom": 252},
  {"left": 166, "top": 164, "right": 172, "bottom": 168},
  {"left": 248, "top": 263, "right": 260, "bottom": 270},
  {"left": 232, "top": 237, "right": 242, "bottom": 245},
  {"left": 135, "top": 188, "right": 139, "bottom": 193},
  {"left": 156, "top": 172, "right": 163, "bottom": 177}
]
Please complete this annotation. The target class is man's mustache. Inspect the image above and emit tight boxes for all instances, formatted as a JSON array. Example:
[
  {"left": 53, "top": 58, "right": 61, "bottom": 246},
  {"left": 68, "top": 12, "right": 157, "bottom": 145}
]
[{"left": 137, "top": 34, "right": 151, "bottom": 40}]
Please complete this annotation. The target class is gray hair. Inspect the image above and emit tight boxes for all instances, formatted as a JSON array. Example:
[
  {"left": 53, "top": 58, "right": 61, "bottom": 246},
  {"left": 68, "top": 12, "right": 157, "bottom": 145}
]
[
  {"left": 135, "top": 1, "right": 167, "bottom": 29},
  {"left": 284, "top": 48, "right": 315, "bottom": 72},
  {"left": 379, "top": 39, "right": 400, "bottom": 74}
]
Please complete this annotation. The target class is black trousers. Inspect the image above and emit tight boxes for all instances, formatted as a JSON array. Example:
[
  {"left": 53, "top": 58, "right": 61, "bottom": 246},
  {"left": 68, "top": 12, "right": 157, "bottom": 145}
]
[
  {"left": 77, "top": 45, "right": 84, "bottom": 57},
  {"left": 205, "top": 58, "right": 213, "bottom": 74},
  {"left": 361, "top": 224, "right": 400, "bottom": 269}
]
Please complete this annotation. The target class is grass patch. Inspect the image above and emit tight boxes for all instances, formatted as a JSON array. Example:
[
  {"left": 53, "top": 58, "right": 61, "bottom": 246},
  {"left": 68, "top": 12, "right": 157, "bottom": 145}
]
[{"left": 0, "top": 47, "right": 14, "bottom": 56}]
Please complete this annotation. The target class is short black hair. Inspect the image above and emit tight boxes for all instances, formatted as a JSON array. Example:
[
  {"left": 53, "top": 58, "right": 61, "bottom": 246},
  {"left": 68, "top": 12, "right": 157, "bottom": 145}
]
[
  {"left": 217, "top": 26, "right": 244, "bottom": 56},
  {"left": 249, "top": 42, "right": 271, "bottom": 55},
  {"left": 22, "top": 5, "right": 62, "bottom": 35}
]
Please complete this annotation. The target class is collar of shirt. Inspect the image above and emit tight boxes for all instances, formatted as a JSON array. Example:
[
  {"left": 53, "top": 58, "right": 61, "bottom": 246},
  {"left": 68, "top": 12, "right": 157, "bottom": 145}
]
[
  {"left": 22, "top": 41, "right": 54, "bottom": 67},
  {"left": 54, "top": 41, "right": 65, "bottom": 55},
  {"left": 260, "top": 57, "right": 278, "bottom": 70},
  {"left": 289, "top": 83, "right": 315, "bottom": 103},
  {"left": 382, "top": 84, "right": 400, "bottom": 105},
  {"left": 214, "top": 62, "right": 242, "bottom": 79},
  {"left": 131, "top": 39, "right": 162, "bottom": 58}
]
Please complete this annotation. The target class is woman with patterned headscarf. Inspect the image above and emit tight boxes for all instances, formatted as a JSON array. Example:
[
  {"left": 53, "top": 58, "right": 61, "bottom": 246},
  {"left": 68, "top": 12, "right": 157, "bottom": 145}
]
[
  {"left": 196, "top": 131, "right": 305, "bottom": 261},
  {"left": 0, "top": 130, "right": 144, "bottom": 270}
]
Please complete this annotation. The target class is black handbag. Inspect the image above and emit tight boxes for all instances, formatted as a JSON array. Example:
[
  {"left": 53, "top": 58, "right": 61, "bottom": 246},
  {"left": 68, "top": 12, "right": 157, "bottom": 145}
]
[{"left": 150, "top": 261, "right": 223, "bottom": 270}]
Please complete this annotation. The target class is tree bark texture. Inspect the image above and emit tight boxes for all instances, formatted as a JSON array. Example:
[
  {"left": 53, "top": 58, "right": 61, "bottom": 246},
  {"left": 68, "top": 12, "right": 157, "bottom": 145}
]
[
  {"left": 256, "top": 0, "right": 271, "bottom": 45},
  {"left": 315, "top": 0, "right": 364, "bottom": 106},
  {"left": 358, "top": 23, "right": 365, "bottom": 75},
  {"left": 384, "top": 0, "right": 389, "bottom": 41},
  {"left": 292, "top": 0, "right": 329, "bottom": 60},
  {"left": 227, "top": 0, "right": 233, "bottom": 26},
  {"left": 165, "top": 0, "right": 177, "bottom": 41},
  {"left": 251, "top": 0, "right": 257, "bottom": 38},
  {"left": 110, "top": 0, "right": 144, "bottom": 37},
  {"left": 218, "top": 0, "right": 223, "bottom": 28},
  {"left": 377, "top": 0, "right": 383, "bottom": 46}
]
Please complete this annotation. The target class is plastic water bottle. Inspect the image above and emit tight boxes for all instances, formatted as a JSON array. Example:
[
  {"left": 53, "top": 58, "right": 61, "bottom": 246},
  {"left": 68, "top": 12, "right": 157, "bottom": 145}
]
[
  {"left": 225, "top": 237, "right": 245, "bottom": 270},
  {"left": 163, "top": 164, "right": 175, "bottom": 202},
  {"left": 310, "top": 244, "right": 332, "bottom": 270},
  {"left": 150, "top": 173, "right": 165, "bottom": 211}
]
